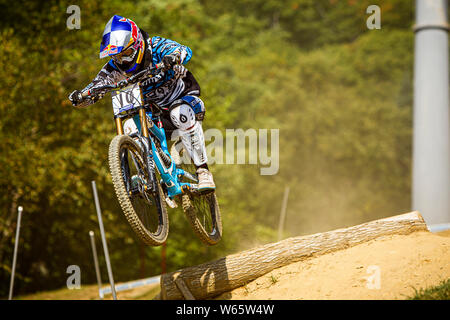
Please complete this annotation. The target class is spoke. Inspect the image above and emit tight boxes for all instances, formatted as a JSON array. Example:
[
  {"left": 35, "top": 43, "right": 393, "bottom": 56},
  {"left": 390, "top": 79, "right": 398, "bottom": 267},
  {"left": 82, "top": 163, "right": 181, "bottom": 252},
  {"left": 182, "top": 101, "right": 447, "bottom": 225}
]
[
  {"left": 191, "top": 193, "right": 214, "bottom": 233},
  {"left": 122, "top": 145, "right": 160, "bottom": 234},
  {"left": 180, "top": 161, "right": 217, "bottom": 235}
]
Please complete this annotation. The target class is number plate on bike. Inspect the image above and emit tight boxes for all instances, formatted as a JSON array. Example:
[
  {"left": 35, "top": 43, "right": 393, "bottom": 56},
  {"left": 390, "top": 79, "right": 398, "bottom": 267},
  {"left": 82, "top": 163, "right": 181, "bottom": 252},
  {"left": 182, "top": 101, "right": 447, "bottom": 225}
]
[{"left": 111, "top": 83, "right": 142, "bottom": 116}]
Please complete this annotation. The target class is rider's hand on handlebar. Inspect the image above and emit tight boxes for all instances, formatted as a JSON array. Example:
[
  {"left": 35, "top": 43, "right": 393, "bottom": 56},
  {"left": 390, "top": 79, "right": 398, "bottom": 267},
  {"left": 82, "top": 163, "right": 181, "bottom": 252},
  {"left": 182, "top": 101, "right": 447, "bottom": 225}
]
[
  {"left": 68, "top": 90, "right": 83, "bottom": 106},
  {"left": 173, "top": 64, "right": 187, "bottom": 79},
  {"left": 161, "top": 53, "right": 186, "bottom": 79},
  {"left": 162, "top": 53, "right": 181, "bottom": 69},
  {"left": 117, "top": 79, "right": 129, "bottom": 88}
]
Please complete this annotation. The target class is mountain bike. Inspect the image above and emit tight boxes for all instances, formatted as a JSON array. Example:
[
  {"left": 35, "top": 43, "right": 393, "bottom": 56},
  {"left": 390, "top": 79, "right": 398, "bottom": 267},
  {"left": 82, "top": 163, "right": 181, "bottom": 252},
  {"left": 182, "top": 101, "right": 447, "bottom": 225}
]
[{"left": 81, "top": 63, "right": 222, "bottom": 246}]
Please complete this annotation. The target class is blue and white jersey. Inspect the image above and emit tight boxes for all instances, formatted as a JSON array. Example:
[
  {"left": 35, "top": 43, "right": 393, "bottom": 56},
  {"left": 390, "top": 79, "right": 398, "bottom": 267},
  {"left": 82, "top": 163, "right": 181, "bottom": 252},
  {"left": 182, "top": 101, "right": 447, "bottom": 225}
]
[
  {"left": 139, "top": 35, "right": 197, "bottom": 107},
  {"left": 150, "top": 36, "right": 192, "bottom": 67},
  {"left": 80, "top": 30, "right": 200, "bottom": 109}
]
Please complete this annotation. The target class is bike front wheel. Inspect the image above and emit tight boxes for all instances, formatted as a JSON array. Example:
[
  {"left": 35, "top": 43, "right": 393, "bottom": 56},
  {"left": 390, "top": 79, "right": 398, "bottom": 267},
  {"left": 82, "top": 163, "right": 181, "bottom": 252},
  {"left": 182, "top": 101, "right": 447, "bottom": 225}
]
[{"left": 109, "top": 135, "right": 168, "bottom": 246}]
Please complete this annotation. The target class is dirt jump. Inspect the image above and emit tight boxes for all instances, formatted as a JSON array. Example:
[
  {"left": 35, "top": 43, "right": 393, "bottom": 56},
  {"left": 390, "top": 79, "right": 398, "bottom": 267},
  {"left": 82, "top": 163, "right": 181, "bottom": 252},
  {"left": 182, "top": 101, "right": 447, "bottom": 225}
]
[
  {"left": 160, "top": 212, "right": 450, "bottom": 300},
  {"left": 217, "top": 231, "right": 449, "bottom": 299}
]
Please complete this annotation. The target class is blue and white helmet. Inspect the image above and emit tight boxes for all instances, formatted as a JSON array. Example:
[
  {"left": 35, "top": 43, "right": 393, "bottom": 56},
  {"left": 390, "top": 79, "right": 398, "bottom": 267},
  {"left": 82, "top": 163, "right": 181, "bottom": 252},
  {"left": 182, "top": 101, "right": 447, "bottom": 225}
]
[{"left": 99, "top": 15, "right": 145, "bottom": 73}]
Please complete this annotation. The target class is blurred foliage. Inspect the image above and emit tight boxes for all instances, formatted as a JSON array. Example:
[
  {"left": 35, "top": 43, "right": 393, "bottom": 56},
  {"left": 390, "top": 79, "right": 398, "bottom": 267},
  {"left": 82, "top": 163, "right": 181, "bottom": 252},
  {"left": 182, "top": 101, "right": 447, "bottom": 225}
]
[{"left": 0, "top": 0, "right": 415, "bottom": 296}]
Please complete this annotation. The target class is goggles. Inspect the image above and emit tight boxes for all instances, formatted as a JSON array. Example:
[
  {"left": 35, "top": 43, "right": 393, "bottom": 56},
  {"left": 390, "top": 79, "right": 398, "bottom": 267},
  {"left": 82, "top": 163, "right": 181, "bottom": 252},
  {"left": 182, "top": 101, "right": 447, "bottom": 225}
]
[{"left": 111, "top": 46, "right": 137, "bottom": 64}]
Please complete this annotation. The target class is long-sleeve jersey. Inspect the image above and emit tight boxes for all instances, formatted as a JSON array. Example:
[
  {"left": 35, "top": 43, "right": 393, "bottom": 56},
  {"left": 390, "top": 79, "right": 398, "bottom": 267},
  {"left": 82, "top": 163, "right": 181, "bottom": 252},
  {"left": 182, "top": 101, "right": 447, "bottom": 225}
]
[{"left": 78, "top": 30, "right": 201, "bottom": 109}]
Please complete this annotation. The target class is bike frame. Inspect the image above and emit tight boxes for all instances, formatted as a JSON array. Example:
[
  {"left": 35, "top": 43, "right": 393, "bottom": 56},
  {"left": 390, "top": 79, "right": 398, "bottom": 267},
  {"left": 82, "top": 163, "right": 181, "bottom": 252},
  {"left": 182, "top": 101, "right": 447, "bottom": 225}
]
[{"left": 114, "top": 95, "right": 197, "bottom": 199}]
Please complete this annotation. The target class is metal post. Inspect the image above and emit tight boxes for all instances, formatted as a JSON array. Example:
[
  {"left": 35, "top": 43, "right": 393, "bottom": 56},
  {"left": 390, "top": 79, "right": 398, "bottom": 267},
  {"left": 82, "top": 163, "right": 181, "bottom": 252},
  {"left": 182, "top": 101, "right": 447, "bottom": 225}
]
[
  {"left": 277, "top": 186, "right": 290, "bottom": 241},
  {"left": 413, "top": 0, "right": 450, "bottom": 226},
  {"left": 91, "top": 181, "right": 117, "bottom": 300},
  {"left": 8, "top": 206, "right": 23, "bottom": 300},
  {"left": 89, "top": 231, "right": 104, "bottom": 299}
]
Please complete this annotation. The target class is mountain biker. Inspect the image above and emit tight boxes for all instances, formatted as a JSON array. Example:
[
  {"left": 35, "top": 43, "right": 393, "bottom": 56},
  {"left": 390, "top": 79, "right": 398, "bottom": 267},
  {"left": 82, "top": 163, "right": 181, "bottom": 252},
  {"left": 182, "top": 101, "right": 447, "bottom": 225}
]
[{"left": 68, "top": 15, "right": 215, "bottom": 191}]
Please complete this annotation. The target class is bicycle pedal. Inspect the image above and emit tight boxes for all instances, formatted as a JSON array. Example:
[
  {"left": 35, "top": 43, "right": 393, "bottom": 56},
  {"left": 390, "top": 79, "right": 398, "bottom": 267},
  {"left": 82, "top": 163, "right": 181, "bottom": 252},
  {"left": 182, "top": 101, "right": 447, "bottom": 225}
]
[{"left": 165, "top": 197, "right": 178, "bottom": 208}]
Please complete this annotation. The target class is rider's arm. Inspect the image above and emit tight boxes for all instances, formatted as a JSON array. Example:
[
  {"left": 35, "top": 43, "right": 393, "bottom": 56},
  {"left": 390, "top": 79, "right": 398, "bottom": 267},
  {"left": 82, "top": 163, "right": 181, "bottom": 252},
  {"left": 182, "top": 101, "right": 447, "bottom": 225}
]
[
  {"left": 151, "top": 36, "right": 193, "bottom": 65},
  {"left": 71, "top": 62, "right": 123, "bottom": 108}
]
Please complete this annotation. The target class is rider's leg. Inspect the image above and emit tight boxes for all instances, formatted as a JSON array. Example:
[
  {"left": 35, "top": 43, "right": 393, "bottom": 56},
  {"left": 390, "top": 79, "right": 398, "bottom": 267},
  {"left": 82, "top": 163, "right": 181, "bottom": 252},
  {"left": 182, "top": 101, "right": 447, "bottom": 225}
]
[{"left": 169, "top": 96, "right": 215, "bottom": 191}]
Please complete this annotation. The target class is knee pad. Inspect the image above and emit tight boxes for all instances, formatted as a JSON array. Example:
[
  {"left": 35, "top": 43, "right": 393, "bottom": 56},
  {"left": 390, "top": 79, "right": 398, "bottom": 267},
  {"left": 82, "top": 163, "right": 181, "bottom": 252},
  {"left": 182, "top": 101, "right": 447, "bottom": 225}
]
[
  {"left": 169, "top": 104, "right": 196, "bottom": 130},
  {"left": 170, "top": 95, "right": 206, "bottom": 121}
]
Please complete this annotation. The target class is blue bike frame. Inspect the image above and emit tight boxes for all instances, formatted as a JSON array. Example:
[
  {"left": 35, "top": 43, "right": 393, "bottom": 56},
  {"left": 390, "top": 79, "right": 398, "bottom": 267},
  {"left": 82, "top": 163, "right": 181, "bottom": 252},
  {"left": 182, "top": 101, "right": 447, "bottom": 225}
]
[{"left": 130, "top": 110, "right": 196, "bottom": 199}]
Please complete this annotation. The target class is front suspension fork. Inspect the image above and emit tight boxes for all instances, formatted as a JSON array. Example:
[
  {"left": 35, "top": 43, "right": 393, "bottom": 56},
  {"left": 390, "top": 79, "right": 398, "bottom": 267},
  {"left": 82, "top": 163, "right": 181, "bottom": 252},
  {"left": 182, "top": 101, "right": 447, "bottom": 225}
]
[{"left": 137, "top": 106, "right": 159, "bottom": 193}]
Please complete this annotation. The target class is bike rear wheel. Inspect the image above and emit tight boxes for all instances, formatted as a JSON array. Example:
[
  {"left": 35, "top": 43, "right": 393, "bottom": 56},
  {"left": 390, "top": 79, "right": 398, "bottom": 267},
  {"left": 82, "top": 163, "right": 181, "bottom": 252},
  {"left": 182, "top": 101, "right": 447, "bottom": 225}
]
[
  {"left": 182, "top": 191, "right": 222, "bottom": 245},
  {"left": 109, "top": 135, "right": 168, "bottom": 246},
  {"left": 172, "top": 140, "right": 222, "bottom": 245}
]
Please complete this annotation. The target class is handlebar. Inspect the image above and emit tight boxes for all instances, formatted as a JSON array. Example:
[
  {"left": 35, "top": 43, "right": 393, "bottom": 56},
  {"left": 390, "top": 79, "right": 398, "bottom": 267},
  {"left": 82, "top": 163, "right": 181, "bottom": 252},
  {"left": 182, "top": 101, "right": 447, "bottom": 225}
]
[{"left": 81, "top": 62, "right": 165, "bottom": 99}]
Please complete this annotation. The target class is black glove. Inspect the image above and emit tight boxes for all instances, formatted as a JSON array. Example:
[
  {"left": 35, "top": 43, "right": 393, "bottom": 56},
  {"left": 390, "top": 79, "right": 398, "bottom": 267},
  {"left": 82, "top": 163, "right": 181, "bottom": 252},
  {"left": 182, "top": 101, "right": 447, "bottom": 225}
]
[
  {"left": 68, "top": 90, "right": 83, "bottom": 106},
  {"left": 162, "top": 53, "right": 181, "bottom": 69},
  {"left": 117, "top": 79, "right": 129, "bottom": 88}
]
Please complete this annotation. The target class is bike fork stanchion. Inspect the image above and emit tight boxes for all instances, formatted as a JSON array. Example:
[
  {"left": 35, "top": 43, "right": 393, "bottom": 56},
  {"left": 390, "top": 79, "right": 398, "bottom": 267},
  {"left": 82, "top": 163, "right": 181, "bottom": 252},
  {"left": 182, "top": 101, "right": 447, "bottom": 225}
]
[
  {"left": 89, "top": 230, "right": 104, "bottom": 299},
  {"left": 91, "top": 181, "right": 117, "bottom": 300},
  {"left": 8, "top": 206, "right": 23, "bottom": 300}
]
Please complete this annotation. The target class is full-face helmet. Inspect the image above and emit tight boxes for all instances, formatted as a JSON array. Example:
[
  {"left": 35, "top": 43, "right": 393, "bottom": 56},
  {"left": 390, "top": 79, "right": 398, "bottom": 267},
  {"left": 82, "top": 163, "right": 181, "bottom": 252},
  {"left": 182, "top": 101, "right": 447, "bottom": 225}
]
[{"left": 99, "top": 15, "right": 145, "bottom": 73}]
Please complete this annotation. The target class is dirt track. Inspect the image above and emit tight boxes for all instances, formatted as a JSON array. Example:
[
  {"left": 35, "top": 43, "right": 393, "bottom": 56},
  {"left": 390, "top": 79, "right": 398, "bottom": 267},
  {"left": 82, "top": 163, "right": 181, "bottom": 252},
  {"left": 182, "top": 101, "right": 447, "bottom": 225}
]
[{"left": 217, "top": 231, "right": 450, "bottom": 300}]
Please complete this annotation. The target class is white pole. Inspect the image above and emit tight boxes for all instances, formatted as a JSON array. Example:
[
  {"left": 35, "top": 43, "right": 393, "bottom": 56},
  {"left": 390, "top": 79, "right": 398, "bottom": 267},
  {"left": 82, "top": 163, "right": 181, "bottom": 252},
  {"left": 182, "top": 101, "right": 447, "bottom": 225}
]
[
  {"left": 8, "top": 206, "right": 23, "bottom": 300},
  {"left": 91, "top": 181, "right": 117, "bottom": 300},
  {"left": 278, "top": 187, "right": 290, "bottom": 241},
  {"left": 89, "top": 230, "right": 104, "bottom": 299},
  {"left": 413, "top": 0, "right": 450, "bottom": 225}
]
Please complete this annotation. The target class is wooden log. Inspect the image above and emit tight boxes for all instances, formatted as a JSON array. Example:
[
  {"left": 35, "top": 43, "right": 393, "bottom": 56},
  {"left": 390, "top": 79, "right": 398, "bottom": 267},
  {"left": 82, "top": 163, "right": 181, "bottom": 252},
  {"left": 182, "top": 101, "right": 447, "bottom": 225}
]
[{"left": 161, "top": 211, "right": 427, "bottom": 300}]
